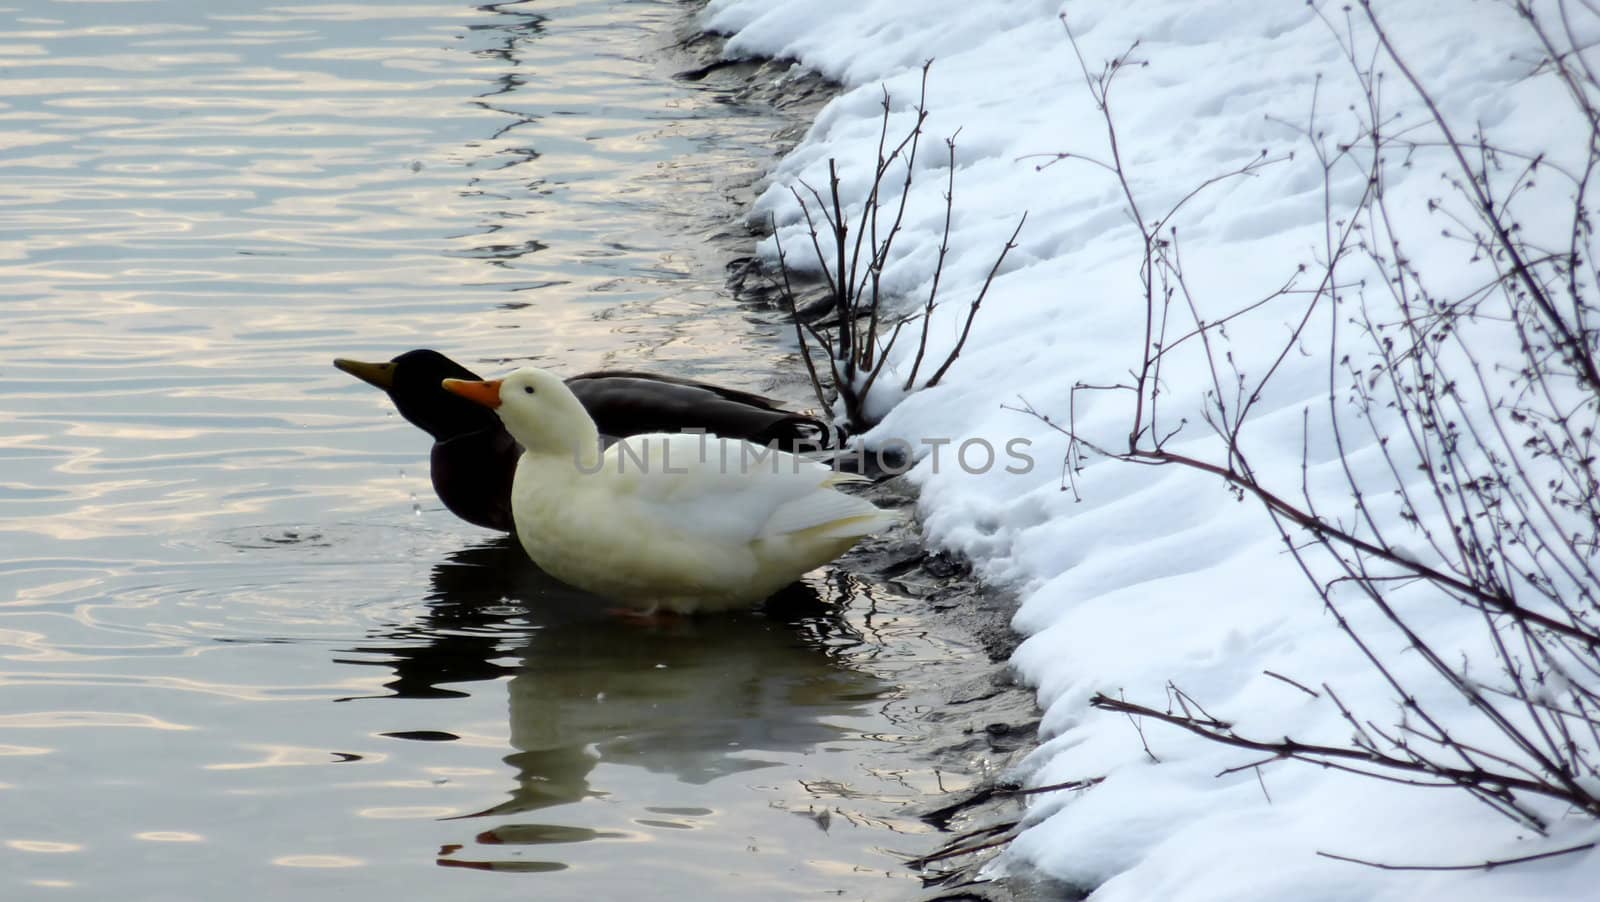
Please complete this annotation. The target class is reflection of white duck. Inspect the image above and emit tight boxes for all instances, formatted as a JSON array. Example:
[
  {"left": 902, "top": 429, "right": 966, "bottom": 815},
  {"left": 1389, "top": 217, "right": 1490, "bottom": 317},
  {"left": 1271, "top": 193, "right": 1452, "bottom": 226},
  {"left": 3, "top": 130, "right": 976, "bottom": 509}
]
[
  {"left": 481, "top": 616, "right": 887, "bottom": 820},
  {"left": 443, "top": 368, "right": 892, "bottom": 613}
]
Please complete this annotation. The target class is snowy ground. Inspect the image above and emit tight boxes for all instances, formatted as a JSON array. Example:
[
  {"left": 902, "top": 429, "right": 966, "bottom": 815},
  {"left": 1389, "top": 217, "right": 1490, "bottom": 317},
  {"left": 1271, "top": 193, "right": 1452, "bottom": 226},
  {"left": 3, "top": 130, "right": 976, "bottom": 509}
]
[{"left": 703, "top": 1, "right": 1600, "bottom": 899}]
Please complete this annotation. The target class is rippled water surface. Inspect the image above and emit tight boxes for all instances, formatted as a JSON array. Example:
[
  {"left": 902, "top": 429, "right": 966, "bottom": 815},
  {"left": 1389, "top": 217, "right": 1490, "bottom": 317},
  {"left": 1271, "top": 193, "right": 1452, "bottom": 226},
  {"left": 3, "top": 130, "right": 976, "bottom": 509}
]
[{"left": 0, "top": 1, "right": 986, "bottom": 899}]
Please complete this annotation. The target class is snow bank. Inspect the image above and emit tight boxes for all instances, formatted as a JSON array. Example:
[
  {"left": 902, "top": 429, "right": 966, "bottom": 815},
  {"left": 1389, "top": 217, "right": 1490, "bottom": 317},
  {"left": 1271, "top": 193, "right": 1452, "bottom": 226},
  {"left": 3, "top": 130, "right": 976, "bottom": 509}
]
[{"left": 705, "top": 0, "right": 1600, "bottom": 898}]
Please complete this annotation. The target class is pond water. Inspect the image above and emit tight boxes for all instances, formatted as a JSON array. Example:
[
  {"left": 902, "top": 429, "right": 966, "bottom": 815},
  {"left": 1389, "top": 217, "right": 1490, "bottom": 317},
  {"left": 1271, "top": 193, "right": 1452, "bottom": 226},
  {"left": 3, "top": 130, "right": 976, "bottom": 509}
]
[{"left": 0, "top": 1, "right": 994, "bottom": 899}]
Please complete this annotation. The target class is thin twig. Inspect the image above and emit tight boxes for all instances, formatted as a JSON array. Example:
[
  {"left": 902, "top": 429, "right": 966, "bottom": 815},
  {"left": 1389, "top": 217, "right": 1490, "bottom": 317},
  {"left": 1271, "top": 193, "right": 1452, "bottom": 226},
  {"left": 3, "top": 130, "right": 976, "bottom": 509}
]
[{"left": 1316, "top": 841, "right": 1597, "bottom": 872}]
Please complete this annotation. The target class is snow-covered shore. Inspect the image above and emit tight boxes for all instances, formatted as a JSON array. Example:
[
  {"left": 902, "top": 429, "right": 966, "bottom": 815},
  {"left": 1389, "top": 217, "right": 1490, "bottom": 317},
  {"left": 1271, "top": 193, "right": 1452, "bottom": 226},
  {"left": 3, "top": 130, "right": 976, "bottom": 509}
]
[{"left": 703, "top": 0, "right": 1600, "bottom": 898}]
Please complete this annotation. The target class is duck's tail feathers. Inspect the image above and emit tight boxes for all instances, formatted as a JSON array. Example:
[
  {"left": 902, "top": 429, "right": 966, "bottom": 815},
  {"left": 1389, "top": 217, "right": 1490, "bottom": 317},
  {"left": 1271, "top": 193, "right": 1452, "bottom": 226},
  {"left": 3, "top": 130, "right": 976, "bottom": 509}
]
[
  {"left": 755, "top": 413, "right": 833, "bottom": 451},
  {"left": 762, "top": 490, "right": 895, "bottom": 541}
]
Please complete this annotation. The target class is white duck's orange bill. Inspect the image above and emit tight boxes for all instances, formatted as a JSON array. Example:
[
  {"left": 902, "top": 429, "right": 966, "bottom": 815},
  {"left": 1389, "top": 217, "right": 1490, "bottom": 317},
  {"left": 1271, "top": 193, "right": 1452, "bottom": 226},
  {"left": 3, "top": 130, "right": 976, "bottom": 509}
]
[{"left": 441, "top": 378, "right": 503, "bottom": 409}]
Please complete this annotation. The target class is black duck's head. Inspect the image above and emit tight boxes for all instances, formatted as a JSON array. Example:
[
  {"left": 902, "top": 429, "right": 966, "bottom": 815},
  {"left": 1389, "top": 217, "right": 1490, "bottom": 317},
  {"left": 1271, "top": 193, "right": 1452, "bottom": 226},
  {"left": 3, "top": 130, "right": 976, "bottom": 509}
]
[{"left": 334, "top": 349, "right": 503, "bottom": 441}]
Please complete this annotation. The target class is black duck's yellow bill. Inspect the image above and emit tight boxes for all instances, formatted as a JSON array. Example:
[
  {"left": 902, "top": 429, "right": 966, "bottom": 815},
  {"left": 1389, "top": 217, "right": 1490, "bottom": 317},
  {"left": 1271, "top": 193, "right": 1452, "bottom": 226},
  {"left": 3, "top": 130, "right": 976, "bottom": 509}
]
[{"left": 333, "top": 358, "right": 398, "bottom": 391}]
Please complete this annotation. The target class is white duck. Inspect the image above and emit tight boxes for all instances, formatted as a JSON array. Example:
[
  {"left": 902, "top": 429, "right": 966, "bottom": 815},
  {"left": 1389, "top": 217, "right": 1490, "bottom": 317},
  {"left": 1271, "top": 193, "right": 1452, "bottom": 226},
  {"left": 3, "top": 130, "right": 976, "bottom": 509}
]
[{"left": 442, "top": 367, "right": 892, "bottom": 613}]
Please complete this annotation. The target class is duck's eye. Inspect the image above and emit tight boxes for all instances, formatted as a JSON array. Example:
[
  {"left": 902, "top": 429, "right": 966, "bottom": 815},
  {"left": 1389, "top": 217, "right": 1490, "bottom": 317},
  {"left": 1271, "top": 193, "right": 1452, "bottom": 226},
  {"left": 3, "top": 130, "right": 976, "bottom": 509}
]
[{"left": 523, "top": 385, "right": 535, "bottom": 395}]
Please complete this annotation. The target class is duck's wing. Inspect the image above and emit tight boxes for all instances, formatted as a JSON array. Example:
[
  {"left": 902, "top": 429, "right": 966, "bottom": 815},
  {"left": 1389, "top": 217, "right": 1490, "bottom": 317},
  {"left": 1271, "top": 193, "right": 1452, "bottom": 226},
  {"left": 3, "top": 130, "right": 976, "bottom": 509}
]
[
  {"left": 431, "top": 426, "right": 521, "bottom": 532},
  {"left": 568, "top": 370, "right": 788, "bottom": 409},
  {"left": 757, "top": 477, "right": 889, "bottom": 541},
  {"left": 600, "top": 433, "right": 887, "bottom": 544},
  {"left": 565, "top": 372, "right": 829, "bottom": 450}
]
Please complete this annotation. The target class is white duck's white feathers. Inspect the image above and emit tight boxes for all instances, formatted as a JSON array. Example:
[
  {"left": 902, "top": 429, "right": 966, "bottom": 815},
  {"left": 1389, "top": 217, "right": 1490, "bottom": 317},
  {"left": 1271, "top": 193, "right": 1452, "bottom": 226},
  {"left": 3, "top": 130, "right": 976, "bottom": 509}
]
[{"left": 458, "top": 368, "right": 892, "bottom": 613}]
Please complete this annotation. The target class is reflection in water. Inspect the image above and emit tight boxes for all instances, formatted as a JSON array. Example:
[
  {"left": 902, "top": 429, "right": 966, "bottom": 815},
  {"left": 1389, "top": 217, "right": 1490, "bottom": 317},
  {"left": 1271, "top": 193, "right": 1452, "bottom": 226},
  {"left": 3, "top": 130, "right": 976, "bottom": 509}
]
[
  {"left": 339, "top": 539, "right": 891, "bottom": 873},
  {"left": 0, "top": 0, "right": 971, "bottom": 897},
  {"left": 335, "top": 539, "right": 541, "bottom": 700},
  {"left": 490, "top": 600, "right": 883, "bottom": 808}
]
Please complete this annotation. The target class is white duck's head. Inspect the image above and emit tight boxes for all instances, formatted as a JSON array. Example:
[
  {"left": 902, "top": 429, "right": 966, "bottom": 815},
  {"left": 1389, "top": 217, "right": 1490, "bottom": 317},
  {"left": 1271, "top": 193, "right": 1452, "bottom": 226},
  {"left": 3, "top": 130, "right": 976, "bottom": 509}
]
[{"left": 442, "top": 367, "right": 601, "bottom": 460}]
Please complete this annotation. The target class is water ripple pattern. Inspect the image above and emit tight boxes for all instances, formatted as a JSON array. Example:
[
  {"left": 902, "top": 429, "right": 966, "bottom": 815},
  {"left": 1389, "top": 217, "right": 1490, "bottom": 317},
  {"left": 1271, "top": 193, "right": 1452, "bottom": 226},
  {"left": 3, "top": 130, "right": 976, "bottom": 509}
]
[{"left": 0, "top": 2, "right": 978, "bottom": 899}]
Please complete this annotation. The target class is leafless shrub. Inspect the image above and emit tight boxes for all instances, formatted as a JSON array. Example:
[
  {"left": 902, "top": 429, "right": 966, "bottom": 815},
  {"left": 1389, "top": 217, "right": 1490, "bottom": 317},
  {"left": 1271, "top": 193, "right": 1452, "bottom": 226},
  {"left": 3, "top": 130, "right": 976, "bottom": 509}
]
[
  {"left": 771, "top": 62, "right": 1026, "bottom": 434},
  {"left": 1019, "top": 0, "right": 1600, "bottom": 854}
]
